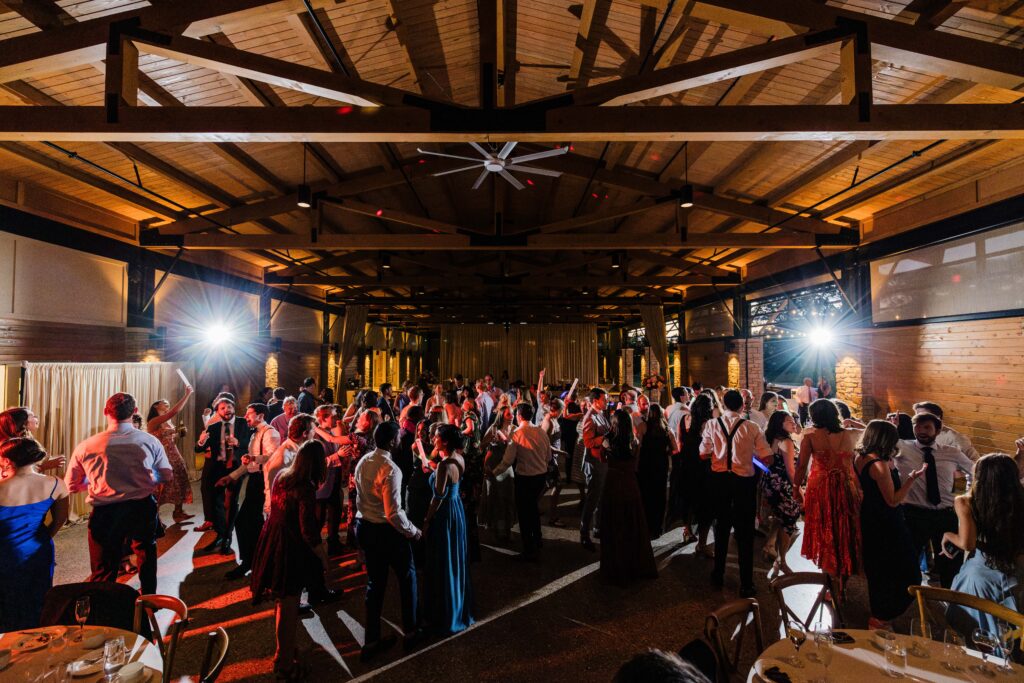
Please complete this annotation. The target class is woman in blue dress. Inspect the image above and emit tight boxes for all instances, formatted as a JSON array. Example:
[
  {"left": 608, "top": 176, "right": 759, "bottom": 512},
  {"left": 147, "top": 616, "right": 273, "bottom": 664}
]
[
  {"left": 0, "top": 437, "right": 70, "bottom": 631},
  {"left": 423, "top": 423, "right": 474, "bottom": 636}
]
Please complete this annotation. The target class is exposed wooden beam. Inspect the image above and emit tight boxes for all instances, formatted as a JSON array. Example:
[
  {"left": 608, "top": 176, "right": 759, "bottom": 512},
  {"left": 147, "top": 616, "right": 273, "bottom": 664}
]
[
  {"left": 152, "top": 229, "right": 856, "bottom": 251},
  {"left": 2, "top": 0, "right": 74, "bottom": 29},
  {"left": 692, "top": 0, "right": 1024, "bottom": 90},
  {"left": 275, "top": 274, "right": 727, "bottom": 287},
  {"left": 2, "top": 104, "right": 1022, "bottom": 142},
  {"left": 0, "top": 0, "right": 342, "bottom": 83},
  {"left": 497, "top": 0, "right": 518, "bottom": 106},
  {"left": 567, "top": 26, "right": 850, "bottom": 106},
  {"left": 329, "top": 297, "right": 669, "bottom": 306},
  {"left": 321, "top": 197, "right": 463, "bottom": 235},
  {"left": 515, "top": 197, "right": 674, "bottom": 234},
  {"left": 566, "top": 0, "right": 608, "bottom": 89}
]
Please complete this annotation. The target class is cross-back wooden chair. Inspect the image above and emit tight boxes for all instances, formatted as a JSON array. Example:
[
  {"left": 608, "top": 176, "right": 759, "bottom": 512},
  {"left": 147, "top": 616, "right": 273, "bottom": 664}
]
[
  {"left": 908, "top": 585, "right": 1024, "bottom": 653},
  {"left": 199, "top": 627, "right": 230, "bottom": 683},
  {"left": 704, "top": 598, "right": 766, "bottom": 682},
  {"left": 133, "top": 594, "right": 189, "bottom": 681},
  {"left": 769, "top": 572, "right": 844, "bottom": 634}
]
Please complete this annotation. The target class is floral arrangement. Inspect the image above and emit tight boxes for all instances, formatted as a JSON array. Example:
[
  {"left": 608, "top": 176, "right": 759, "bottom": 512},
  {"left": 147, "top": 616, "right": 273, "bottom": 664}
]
[{"left": 642, "top": 372, "right": 666, "bottom": 391}]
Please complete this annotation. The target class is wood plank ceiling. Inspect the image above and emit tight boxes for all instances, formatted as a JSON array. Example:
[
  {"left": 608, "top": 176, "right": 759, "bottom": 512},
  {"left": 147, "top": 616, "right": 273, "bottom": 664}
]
[{"left": 0, "top": 0, "right": 1021, "bottom": 329}]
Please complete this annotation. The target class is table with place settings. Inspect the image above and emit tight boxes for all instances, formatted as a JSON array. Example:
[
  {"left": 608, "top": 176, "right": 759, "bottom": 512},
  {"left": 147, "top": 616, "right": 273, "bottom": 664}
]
[
  {"left": 748, "top": 628, "right": 1023, "bottom": 682},
  {"left": 0, "top": 625, "right": 163, "bottom": 682}
]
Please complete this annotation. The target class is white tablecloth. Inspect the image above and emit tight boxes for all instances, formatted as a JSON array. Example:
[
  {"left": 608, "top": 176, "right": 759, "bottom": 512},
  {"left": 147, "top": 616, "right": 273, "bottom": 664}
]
[
  {"left": 748, "top": 628, "right": 1022, "bottom": 682},
  {"left": 1, "top": 625, "right": 163, "bottom": 682}
]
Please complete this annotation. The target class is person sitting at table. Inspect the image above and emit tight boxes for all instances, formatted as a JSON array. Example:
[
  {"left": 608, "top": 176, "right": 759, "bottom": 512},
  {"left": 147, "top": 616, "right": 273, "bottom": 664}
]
[
  {"left": 0, "top": 437, "right": 70, "bottom": 631},
  {"left": 942, "top": 452, "right": 1024, "bottom": 637}
]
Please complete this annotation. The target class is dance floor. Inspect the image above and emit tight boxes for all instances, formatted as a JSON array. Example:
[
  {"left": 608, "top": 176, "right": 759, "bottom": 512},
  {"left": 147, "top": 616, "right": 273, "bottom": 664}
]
[{"left": 53, "top": 481, "right": 882, "bottom": 682}]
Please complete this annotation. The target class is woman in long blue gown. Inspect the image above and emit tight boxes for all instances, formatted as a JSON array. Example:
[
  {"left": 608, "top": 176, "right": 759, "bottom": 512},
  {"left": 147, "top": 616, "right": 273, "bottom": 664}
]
[
  {"left": 0, "top": 438, "right": 70, "bottom": 631},
  {"left": 423, "top": 423, "right": 474, "bottom": 636}
]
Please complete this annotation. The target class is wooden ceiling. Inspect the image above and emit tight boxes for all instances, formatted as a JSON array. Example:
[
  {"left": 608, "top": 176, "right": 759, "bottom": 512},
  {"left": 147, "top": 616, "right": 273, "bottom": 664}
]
[{"left": 0, "top": 0, "right": 1021, "bottom": 329}]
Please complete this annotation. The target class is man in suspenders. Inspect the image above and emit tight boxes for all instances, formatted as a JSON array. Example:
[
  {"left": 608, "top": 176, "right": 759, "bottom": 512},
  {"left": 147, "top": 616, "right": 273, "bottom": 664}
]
[
  {"left": 218, "top": 402, "right": 281, "bottom": 579},
  {"left": 700, "top": 389, "right": 773, "bottom": 598}
]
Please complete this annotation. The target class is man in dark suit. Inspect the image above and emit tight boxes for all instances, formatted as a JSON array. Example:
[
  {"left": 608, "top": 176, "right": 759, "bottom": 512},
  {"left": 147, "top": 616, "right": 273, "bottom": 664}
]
[
  {"left": 196, "top": 398, "right": 251, "bottom": 554},
  {"left": 297, "top": 377, "right": 318, "bottom": 415}
]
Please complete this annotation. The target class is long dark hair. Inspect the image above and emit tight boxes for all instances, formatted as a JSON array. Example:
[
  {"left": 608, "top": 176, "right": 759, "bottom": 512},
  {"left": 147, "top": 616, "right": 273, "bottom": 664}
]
[
  {"left": 757, "top": 391, "right": 779, "bottom": 412},
  {"left": 609, "top": 408, "right": 635, "bottom": 458},
  {"left": 277, "top": 439, "right": 326, "bottom": 490},
  {"left": 686, "top": 394, "right": 714, "bottom": 442},
  {"left": 146, "top": 400, "right": 168, "bottom": 423},
  {"left": 854, "top": 420, "right": 900, "bottom": 461},
  {"left": 0, "top": 407, "right": 31, "bottom": 439},
  {"left": 764, "top": 410, "right": 792, "bottom": 445},
  {"left": 809, "top": 398, "right": 843, "bottom": 433},
  {"left": 970, "top": 453, "right": 1024, "bottom": 574},
  {"left": 644, "top": 404, "right": 667, "bottom": 440}
]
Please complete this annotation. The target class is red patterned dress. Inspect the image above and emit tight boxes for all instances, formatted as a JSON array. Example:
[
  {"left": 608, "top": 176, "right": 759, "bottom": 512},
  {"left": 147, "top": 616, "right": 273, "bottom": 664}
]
[
  {"left": 800, "top": 430, "right": 862, "bottom": 581},
  {"left": 153, "top": 423, "right": 193, "bottom": 506}
]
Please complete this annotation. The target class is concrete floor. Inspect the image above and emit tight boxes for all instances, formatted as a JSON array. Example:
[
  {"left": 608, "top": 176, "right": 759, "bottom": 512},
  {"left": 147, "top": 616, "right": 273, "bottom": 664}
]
[{"left": 52, "top": 481, "right": 903, "bottom": 682}]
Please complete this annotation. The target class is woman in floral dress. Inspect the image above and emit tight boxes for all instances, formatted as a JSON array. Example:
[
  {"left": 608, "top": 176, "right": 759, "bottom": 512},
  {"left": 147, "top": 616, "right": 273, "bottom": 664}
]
[{"left": 146, "top": 386, "right": 195, "bottom": 520}]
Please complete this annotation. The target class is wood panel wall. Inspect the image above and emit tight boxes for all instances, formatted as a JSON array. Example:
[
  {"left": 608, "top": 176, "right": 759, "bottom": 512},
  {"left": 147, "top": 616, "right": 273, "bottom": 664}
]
[
  {"left": 685, "top": 340, "right": 730, "bottom": 388},
  {"left": 275, "top": 340, "right": 324, "bottom": 398},
  {"left": 0, "top": 317, "right": 128, "bottom": 363}
]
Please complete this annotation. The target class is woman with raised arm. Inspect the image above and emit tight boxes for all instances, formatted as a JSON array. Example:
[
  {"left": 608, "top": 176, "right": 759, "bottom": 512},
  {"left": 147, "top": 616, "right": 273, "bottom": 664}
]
[{"left": 147, "top": 386, "right": 195, "bottom": 520}]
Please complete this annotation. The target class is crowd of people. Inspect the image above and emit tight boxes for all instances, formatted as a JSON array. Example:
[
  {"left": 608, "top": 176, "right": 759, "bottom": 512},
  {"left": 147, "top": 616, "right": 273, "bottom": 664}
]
[{"left": 0, "top": 371, "right": 1022, "bottom": 680}]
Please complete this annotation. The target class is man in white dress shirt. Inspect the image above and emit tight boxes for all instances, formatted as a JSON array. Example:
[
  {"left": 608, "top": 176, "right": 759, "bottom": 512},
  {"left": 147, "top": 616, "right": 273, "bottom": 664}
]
[
  {"left": 700, "top": 390, "right": 773, "bottom": 598},
  {"left": 794, "top": 378, "right": 817, "bottom": 426},
  {"left": 355, "top": 421, "right": 422, "bottom": 660},
  {"left": 491, "top": 403, "right": 551, "bottom": 561},
  {"left": 912, "top": 401, "right": 981, "bottom": 461},
  {"left": 666, "top": 387, "right": 690, "bottom": 439},
  {"left": 895, "top": 411, "right": 974, "bottom": 587}
]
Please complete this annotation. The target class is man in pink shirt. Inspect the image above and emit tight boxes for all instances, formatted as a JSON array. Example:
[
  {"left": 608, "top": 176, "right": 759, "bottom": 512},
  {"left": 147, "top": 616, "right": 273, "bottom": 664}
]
[{"left": 700, "top": 389, "right": 772, "bottom": 598}]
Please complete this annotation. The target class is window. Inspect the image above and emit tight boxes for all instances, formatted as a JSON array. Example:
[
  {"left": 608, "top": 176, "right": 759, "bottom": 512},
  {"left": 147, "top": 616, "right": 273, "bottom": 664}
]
[{"left": 748, "top": 282, "right": 847, "bottom": 338}]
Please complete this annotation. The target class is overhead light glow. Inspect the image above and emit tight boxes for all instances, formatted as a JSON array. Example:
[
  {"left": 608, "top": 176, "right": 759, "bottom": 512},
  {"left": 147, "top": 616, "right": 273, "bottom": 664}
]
[
  {"left": 809, "top": 325, "right": 834, "bottom": 348},
  {"left": 207, "top": 323, "right": 231, "bottom": 346}
]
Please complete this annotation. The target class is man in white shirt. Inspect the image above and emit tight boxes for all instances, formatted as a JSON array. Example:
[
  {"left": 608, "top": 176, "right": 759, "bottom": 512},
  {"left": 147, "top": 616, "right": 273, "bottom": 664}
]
[
  {"left": 666, "top": 387, "right": 690, "bottom": 439},
  {"left": 700, "top": 390, "right": 773, "bottom": 598},
  {"left": 895, "top": 411, "right": 974, "bottom": 587},
  {"left": 475, "top": 379, "right": 495, "bottom": 430},
  {"left": 913, "top": 401, "right": 981, "bottom": 461},
  {"left": 66, "top": 392, "right": 171, "bottom": 595},
  {"left": 217, "top": 402, "right": 281, "bottom": 579},
  {"left": 355, "top": 422, "right": 421, "bottom": 660},
  {"left": 794, "top": 378, "right": 817, "bottom": 426},
  {"left": 491, "top": 403, "right": 551, "bottom": 561}
]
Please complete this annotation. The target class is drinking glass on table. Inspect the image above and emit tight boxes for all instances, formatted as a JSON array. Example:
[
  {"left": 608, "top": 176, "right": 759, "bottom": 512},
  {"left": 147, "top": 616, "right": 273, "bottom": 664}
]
[
  {"left": 996, "top": 622, "right": 1017, "bottom": 675},
  {"left": 884, "top": 637, "right": 908, "bottom": 678},
  {"left": 813, "top": 628, "right": 834, "bottom": 681},
  {"left": 909, "top": 618, "right": 932, "bottom": 657},
  {"left": 73, "top": 597, "right": 90, "bottom": 642},
  {"left": 943, "top": 629, "right": 967, "bottom": 673},
  {"left": 973, "top": 628, "right": 999, "bottom": 676},
  {"left": 103, "top": 637, "right": 126, "bottom": 682},
  {"left": 785, "top": 625, "right": 807, "bottom": 668}
]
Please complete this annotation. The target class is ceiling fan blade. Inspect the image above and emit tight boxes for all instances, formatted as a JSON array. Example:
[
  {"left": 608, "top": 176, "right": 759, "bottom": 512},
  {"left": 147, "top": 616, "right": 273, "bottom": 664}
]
[
  {"left": 471, "top": 168, "right": 490, "bottom": 190},
  {"left": 508, "top": 146, "right": 570, "bottom": 164},
  {"left": 498, "top": 169, "right": 525, "bottom": 190},
  {"left": 468, "top": 142, "right": 493, "bottom": 159},
  {"left": 432, "top": 163, "right": 485, "bottom": 177},
  {"left": 416, "top": 148, "right": 486, "bottom": 163},
  {"left": 505, "top": 164, "right": 562, "bottom": 178},
  {"left": 497, "top": 142, "right": 518, "bottom": 159}
]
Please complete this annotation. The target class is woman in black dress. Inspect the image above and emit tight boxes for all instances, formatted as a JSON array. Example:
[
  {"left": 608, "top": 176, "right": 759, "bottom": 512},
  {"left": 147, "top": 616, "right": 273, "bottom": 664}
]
[
  {"left": 600, "top": 409, "right": 658, "bottom": 586},
  {"left": 853, "top": 420, "right": 928, "bottom": 630},
  {"left": 250, "top": 440, "right": 329, "bottom": 680},
  {"left": 670, "top": 394, "right": 716, "bottom": 554},
  {"left": 637, "top": 404, "right": 676, "bottom": 539}
]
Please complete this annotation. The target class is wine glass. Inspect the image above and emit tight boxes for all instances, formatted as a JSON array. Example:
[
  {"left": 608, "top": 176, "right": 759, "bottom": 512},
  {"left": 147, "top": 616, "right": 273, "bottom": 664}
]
[
  {"left": 909, "top": 618, "right": 932, "bottom": 658},
  {"left": 814, "top": 630, "right": 834, "bottom": 681},
  {"left": 996, "top": 621, "right": 1017, "bottom": 675},
  {"left": 973, "top": 628, "right": 999, "bottom": 676},
  {"left": 943, "top": 629, "right": 966, "bottom": 673},
  {"left": 73, "top": 597, "right": 90, "bottom": 642},
  {"left": 785, "top": 625, "right": 807, "bottom": 668},
  {"left": 102, "top": 637, "right": 125, "bottom": 682}
]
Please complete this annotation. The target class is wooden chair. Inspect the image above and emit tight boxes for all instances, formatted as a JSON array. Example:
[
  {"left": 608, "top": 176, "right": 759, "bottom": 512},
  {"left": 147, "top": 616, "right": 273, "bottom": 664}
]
[
  {"left": 908, "top": 585, "right": 1024, "bottom": 646},
  {"left": 199, "top": 628, "right": 230, "bottom": 683},
  {"left": 704, "top": 598, "right": 765, "bottom": 683},
  {"left": 769, "top": 572, "right": 844, "bottom": 633},
  {"left": 133, "top": 594, "right": 189, "bottom": 682}
]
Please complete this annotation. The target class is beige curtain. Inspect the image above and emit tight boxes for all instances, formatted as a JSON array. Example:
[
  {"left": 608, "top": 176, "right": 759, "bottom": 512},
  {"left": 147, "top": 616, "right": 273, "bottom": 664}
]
[
  {"left": 641, "top": 305, "right": 669, "bottom": 382},
  {"left": 335, "top": 304, "right": 367, "bottom": 388},
  {"left": 24, "top": 361, "right": 195, "bottom": 519},
  {"left": 440, "top": 324, "right": 599, "bottom": 386}
]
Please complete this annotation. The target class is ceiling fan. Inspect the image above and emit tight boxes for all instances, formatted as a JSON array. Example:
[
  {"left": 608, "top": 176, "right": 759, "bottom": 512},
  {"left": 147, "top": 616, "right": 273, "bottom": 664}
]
[{"left": 415, "top": 142, "right": 568, "bottom": 190}]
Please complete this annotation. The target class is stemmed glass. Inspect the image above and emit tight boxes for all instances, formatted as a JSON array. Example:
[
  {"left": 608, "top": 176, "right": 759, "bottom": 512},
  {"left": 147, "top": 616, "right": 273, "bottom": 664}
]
[
  {"left": 973, "top": 628, "right": 999, "bottom": 677},
  {"left": 812, "top": 624, "right": 834, "bottom": 681},
  {"left": 785, "top": 625, "right": 807, "bottom": 668},
  {"left": 996, "top": 622, "right": 1017, "bottom": 675},
  {"left": 73, "top": 598, "right": 90, "bottom": 643},
  {"left": 943, "top": 629, "right": 967, "bottom": 673}
]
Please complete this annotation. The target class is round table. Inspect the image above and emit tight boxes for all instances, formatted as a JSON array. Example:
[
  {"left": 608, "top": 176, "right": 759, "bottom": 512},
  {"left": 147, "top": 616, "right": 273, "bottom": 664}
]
[
  {"left": 748, "top": 628, "right": 1023, "bottom": 682},
  {"left": 0, "top": 625, "right": 163, "bottom": 682}
]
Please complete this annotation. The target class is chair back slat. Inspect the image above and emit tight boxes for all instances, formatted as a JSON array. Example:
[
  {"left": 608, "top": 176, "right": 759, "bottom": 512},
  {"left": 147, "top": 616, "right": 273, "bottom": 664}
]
[
  {"left": 704, "top": 598, "right": 765, "bottom": 682},
  {"left": 909, "top": 585, "right": 1024, "bottom": 646},
  {"left": 770, "top": 572, "right": 843, "bottom": 632},
  {"left": 133, "top": 594, "right": 188, "bottom": 682},
  {"left": 200, "top": 628, "right": 230, "bottom": 683}
]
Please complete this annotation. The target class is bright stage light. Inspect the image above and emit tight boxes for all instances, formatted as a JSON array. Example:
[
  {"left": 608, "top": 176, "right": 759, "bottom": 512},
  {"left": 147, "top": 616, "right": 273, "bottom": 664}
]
[
  {"left": 809, "top": 325, "right": 834, "bottom": 348},
  {"left": 207, "top": 323, "right": 231, "bottom": 346}
]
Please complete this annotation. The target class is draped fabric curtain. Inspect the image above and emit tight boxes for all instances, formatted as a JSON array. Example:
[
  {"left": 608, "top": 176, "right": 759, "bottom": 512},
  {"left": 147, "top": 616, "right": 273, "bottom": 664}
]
[
  {"left": 335, "top": 305, "right": 367, "bottom": 388},
  {"left": 24, "top": 361, "right": 195, "bottom": 519},
  {"left": 641, "top": 305, "right": 669, "bottom": 379},
  {"left": 440, "top": 324, "right": 599, "bottom": 386}
]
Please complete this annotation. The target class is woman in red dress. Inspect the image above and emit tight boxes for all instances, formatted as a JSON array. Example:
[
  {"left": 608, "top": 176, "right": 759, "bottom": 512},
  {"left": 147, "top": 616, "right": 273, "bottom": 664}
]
[
  {"left": 794, "top": 399, "right": 863, "bottom": 597},
  {"left": 146, "top": 387, "right": 195, "bottom": 521}
]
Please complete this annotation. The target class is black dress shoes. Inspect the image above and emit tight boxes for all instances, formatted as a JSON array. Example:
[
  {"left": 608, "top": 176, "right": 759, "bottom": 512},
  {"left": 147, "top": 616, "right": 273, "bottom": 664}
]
[
  {"left": 198, "top": 536, "right": 223, "bottom": 552},
  {"left": 580, "top": 537, "right": 597, "bottom": 552},
  {"left": 360, "top": 636, "right": 397, "bottom": 662},
  {"left": 217, "top": 540, "right": 234, "bottom": 555}
]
